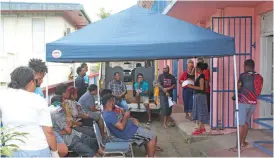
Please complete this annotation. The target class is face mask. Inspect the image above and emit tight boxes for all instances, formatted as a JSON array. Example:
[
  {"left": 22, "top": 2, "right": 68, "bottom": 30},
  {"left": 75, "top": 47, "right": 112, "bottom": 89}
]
[{"left": 35, "top": 79, "right": 40, "bottom": 87}]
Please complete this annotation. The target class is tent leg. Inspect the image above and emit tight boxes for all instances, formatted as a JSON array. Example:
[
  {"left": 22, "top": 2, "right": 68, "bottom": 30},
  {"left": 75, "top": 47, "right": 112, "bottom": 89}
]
[
  {"left": 73, "top": 63, "right": 76, "bottom": 87},
  {"left": 46, "top": 62, "right": 49, "bottom": 104},
  {"left": 233, "top": 55, "right": 241, "bottom": 158}
]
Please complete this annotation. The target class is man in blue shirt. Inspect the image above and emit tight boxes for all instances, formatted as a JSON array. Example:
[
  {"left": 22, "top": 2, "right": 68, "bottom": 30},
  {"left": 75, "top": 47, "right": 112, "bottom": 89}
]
[
  {"left": 81, "top": 63, "right": 89, "bottom": 85},
  {"left": 102, "top": 94, "right": 158, "bottom": 157},
  {"left": 134, "top": 73, "right": 151, "bottom": 124},
  {"left": 29, "top": 58, "right": 68, "bottom": 157}
]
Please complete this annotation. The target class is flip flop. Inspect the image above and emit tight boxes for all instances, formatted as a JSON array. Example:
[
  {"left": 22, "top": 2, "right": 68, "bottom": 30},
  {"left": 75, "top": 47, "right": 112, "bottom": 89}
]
[
  {"left": 156, "top": 146, "right": 163, "bottom": 152},
  {"left": 147, "top": 121, "right": 151, "bottom": 125},
  {"left": 228, "top": 147, "right": 242, "bottom": 152},
  {"left": 170, "top": 122, "right": 176, "bottom": 127},
  {"left": 241, "top": 142, "right": 249, "bottom": 147}
]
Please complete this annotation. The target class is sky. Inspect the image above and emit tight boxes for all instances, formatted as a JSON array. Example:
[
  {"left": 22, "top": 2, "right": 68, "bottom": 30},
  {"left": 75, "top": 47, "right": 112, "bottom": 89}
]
[{"left": 1, "top": 0, "right": 137, "bottom": 22}]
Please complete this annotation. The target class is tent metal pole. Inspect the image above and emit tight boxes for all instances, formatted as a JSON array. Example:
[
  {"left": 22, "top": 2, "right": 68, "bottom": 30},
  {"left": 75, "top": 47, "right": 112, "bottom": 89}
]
[
  {"left": 233, "top": 55, "right": 241, "bottom": 158},
  {"left": 73, "top": 63, "right": 76, "bottom": 87},
  {"left": 46, "top": 62, "right": 49, "bottom": 104},
  {"left": 98, "top": 62, "right": 102, "bottom": 110}
]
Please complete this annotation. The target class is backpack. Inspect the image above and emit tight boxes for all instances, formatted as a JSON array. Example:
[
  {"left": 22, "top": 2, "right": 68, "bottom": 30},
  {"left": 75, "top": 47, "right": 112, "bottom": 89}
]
[{"left": 253, "top": 73, "right": 263, "bottom": 97}]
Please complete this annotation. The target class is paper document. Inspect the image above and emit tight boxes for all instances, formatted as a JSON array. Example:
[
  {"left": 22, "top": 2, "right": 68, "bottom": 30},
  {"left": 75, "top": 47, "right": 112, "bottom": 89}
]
[
  {"left": 182, "top": 80, "right": 194, "bottom": 87},
  {"left": 168, "top": 97, "right": 174, "bottom": 107}
]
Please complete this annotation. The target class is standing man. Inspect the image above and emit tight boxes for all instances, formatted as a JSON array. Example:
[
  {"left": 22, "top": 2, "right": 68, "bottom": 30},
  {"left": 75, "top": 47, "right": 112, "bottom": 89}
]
[
  {"left": 157, "top": 65, "right": 176, "bottom": 129},
  {"left": 229, "top": 59, "right": 263, "bottom": 152},
  {"left": 107, "top": 72, "right": 129, "bottom": 111},
  {"left": 75, "top": 67, "right": 88, "bottom": 101},
  {"left": 29, "top": 58, "right": 68, "bottom": 157},
  {"left": 81, "top": 63, "right": 89, "bottom": 85},
  {"left": 134, "top": 73, "right": 151, "bottom": 124},
  {"left": 197, "top": 58, "right": 211, "bottom": 113}
]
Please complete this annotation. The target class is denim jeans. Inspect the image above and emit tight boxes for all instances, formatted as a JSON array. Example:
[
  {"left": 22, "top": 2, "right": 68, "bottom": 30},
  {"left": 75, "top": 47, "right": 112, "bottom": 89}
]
[
  {"left": 54, "top": 131, "right": 64, "bottom": 144},
  {"left": 12, "top": 148, "right": 50, "bottom": 157},
  {"left": 70, "top": 134, "right": 99, "bottom": 157},
  {"left": 117, "top": 99, "right": 129, "bottom": 111}
]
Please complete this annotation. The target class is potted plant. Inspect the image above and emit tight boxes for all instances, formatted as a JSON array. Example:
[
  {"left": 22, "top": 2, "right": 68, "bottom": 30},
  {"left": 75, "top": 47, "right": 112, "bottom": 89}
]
[{"left": 0, "top": 123, "right": 28, "bottom": 157}]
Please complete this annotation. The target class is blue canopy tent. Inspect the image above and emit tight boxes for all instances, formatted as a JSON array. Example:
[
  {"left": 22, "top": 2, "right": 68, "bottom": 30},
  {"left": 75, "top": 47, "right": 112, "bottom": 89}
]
[
  {"left": 46, "top": 6, "right": 242, "bottom": 156},
  {"left": 46, "top": 5, "right": 235, "bottom": 62}
]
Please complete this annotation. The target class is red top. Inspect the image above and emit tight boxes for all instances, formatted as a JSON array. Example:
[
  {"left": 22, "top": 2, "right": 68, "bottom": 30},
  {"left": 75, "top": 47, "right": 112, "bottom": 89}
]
[
  {"left": 196, "top": 69, "right": 210, "bottom": 93},
  {"left": 179, "top": 71, "right": 193, "bottom": 88}
]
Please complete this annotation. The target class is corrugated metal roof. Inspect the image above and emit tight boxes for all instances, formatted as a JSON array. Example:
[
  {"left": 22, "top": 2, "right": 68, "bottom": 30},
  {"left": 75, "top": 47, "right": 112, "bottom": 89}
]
[
  {"left": 137, "top": 0, "right": 154, "bottom": 9},
  {"left": 0, "top": 2, "right": 90, "bottom": 23}
]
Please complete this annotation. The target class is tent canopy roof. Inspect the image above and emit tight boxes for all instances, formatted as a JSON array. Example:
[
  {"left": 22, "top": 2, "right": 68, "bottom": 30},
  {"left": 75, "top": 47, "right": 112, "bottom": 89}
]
[{"left": 46, "top": 5, "right": 235, "bottom": 62}]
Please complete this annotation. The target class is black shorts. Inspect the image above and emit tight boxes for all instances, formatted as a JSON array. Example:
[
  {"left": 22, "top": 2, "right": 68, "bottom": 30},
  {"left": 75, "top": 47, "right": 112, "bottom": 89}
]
[{"left": 80, "top": 118, "right": 94, "bottom": 127}]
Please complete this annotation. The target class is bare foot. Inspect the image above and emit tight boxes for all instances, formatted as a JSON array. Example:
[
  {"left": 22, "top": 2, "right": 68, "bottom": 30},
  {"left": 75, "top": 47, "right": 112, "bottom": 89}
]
[
  {"left": 98, "top": 148, "right": 104, "bottom": 156},
  {"left": 163, "top": 124, "right": 168, "bottom": 129}
]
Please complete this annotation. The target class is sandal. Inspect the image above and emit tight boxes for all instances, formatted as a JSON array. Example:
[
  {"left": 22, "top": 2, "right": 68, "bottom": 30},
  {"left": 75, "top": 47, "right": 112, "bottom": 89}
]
[
  {"left": 156, "top": 146, "right": 163, "bottom": 152},
  {"left": 147, "top": 120, "right": 151, "bottom": 125},
  {"left": 228, "top": 146, "right": 242, "bottom": 152},
  {"left": 241, "top": 142, "right": 249, "bottom": 147},
  {"left": 169, "top": 122, "right": 176, "bottom": 127}
]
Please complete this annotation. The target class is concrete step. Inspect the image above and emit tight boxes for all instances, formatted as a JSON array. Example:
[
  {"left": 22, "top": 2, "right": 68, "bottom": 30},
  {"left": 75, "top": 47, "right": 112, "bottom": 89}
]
[
  {"left": 171, "top": 113, "right": 213, "bottom": 143},
  {"left": 190, "top": 129, "right": 273, "bottom": 157}
]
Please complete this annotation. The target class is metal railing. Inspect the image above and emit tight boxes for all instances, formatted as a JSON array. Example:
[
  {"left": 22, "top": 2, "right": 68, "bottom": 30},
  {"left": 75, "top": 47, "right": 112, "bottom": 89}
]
[{"left": 253, "top": 94, "right": 273, "bottom": 156}]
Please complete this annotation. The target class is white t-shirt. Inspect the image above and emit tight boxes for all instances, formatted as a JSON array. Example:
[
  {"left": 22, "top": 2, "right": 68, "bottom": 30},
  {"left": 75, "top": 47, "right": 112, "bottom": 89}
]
[{"left": 0, "top": 88, "right": 52, "bottom": 150}]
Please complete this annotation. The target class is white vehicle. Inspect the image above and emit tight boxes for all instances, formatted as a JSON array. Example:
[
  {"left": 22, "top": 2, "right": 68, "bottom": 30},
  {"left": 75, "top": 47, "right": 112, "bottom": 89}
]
[{"left": 99, "top": 61, "right": 160, "bottom": 112}]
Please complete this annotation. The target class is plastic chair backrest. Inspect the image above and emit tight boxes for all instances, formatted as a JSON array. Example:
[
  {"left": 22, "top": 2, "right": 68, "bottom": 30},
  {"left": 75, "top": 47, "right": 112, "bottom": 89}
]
[
  {"left": 93, "top": 121, "right": 103, "bottom": 148},
  {"left": 101, "top": 114, "right": 111, "bottom": 137}
]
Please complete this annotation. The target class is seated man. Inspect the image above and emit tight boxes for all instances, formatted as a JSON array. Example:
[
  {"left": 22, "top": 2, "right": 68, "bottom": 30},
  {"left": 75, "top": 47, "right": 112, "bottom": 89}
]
[
  {"left": 51, "top": 107, "right": 102, "bottom": 157},
  {"left": 51, "top": 85, "right": 95, "bottom": 138},
  {"left": 102, "top": 94, "right": 159, "bottom": 157},
  {"left": 51, "top": 83, "right": 68, "bottom": 104},
  {"left": 107, "top": 72, "right": 129, "bottom": 111},
  {"left": 100, "top": 89, "right": 125, "bottom": 114},
  {"left": 100, "top": 89, "right": 144, "bottom": 127},
  {"left": 134, "top": 73, "right": 151, "bottom": 124},
  {"left": 78, "top": 84, "right": 105, "bottom": 137}
]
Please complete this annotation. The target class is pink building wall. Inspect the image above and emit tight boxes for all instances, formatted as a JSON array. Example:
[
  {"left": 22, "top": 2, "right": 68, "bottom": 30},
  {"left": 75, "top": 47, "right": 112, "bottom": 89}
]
[{"left": 167, "top": 1, "right": 273, "bottom": 128}]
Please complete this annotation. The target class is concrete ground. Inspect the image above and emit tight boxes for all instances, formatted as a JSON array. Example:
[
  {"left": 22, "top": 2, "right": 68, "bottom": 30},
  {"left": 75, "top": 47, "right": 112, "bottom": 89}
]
[
  {"left": 131, "top": 112, "right": 201, "bottom": 157},
  {"left": 170, "top": 104, "right": 273, "bottom": 157}
]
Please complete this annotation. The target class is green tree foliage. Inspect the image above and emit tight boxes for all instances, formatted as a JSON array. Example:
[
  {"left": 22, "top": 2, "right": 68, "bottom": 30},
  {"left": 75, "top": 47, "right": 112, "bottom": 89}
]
[{"left": 97, "top": 8, "right": 111, "bottom": 19}]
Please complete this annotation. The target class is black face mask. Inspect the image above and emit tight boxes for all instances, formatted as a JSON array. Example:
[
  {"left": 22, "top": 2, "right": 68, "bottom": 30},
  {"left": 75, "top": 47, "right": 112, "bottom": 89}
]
[{"left": 35, "top": 79, "right": 40, "bottom": 87}]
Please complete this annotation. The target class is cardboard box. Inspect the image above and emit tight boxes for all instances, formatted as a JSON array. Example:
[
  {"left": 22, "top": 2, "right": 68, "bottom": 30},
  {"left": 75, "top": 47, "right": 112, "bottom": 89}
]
[
  {"left": 125, "top": 90, "right": 134, "bottom": 100},
  {"left": 125, "top": 82, "right": 133, "bottom": 90},
  {"left": 126, "top": 97, "right": 137, "bottom": 103},
  {"left": 124, "top": 82, "right": 136, "bottom": 103}
]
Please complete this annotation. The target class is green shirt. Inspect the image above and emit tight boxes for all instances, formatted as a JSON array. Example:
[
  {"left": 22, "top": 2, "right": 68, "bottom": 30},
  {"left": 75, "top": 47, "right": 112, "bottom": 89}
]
[{"left": 134, "top": 81, "right": 149, "bottom": 96}]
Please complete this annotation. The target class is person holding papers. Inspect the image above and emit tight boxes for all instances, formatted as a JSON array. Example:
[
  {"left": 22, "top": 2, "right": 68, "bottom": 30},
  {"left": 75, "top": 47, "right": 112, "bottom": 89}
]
[
  {"left": 179, "top": 59, "right": 195, "bottom": 120},
  {"left": 157, "top": 66, "right": 176, "bottom": 129}
]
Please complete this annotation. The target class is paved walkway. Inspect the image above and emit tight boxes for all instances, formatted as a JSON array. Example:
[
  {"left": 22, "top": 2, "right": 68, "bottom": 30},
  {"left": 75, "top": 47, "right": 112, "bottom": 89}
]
[{"left": 131, "top": 112, "right": 200, "bottom": 157}]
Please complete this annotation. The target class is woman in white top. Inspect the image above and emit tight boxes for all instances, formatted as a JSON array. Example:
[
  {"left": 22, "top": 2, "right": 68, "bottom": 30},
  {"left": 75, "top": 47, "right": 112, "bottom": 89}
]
[{"left": 0, "top": 66, "right": 58, "bottom": 157}]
